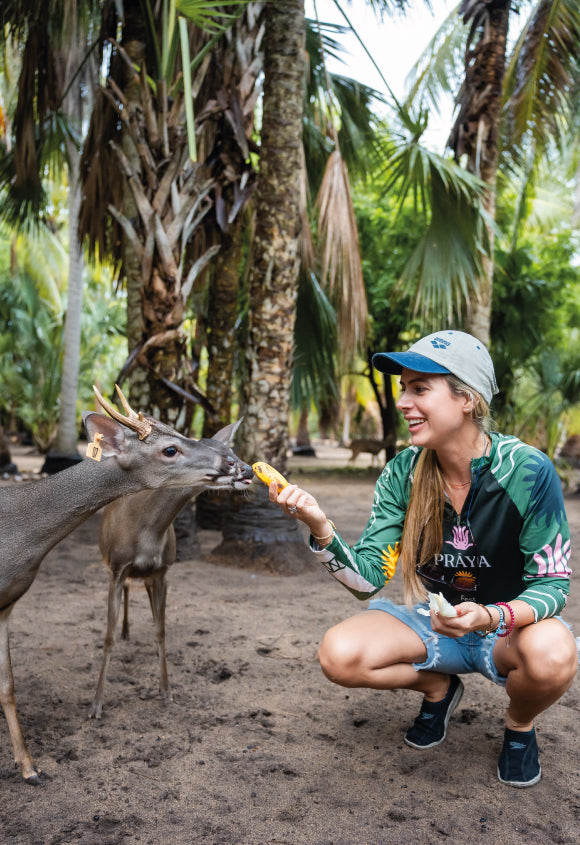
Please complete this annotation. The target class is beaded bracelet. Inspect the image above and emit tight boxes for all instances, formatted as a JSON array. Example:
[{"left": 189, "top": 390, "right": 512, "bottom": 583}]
[{"left": 496, "top": 601, "right": 515, "bottom": 641}]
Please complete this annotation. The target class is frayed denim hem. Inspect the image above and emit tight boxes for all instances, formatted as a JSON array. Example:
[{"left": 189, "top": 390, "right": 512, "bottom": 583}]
[{"left": 367, "top": 596, "right": 507, "bottom": 686}]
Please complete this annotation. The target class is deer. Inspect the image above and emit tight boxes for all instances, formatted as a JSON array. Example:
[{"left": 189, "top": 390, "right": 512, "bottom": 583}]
[
  {"left": 0, "top": 385, "right": 253, "bottom": 784},
  {"left": 88, "top": 429, "right": 242, "bottom": 720},
  {"left": 348, "top": 436, "right": 394, "bottom": 465}
]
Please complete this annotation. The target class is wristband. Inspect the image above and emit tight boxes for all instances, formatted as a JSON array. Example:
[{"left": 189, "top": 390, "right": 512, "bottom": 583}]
[
  {"left": 496, "top": 601, "right": 515, "bottom": 642},
  {"left": 313, "top": 520, "right": 335, "bottom": 545}
]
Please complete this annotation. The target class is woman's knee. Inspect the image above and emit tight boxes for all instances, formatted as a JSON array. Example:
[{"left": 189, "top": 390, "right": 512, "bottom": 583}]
[
  {"left": 318, "top": 626, "right": 365, "bottom": 686},
  {"left": 517, "top": 625, "right": 577, "bottom": 688}
]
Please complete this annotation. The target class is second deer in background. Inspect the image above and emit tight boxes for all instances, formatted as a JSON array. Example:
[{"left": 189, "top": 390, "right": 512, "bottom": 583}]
[
  {"left": 89, "top": 421, "right": 249, "bottom": 719},
  {"left": 348, "top": 437, "right": 394, "bottom": 466}
]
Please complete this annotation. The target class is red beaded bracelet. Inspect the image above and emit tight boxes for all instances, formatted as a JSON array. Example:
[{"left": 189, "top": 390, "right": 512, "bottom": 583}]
[{"left": 496, "top": 601, "right": 515, "bottom": 640}]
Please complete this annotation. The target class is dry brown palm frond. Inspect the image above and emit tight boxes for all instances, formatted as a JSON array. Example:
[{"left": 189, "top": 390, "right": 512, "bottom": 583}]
[{"left": 315, "top": 149, "right": 367, "bottom": 363}]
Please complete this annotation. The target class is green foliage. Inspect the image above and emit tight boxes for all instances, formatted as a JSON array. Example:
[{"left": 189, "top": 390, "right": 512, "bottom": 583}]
[
  {"left": 353, "top": 189, "right": 418, "bottom": 349},
  {"left": 491, "top": 229, "right": 580, "bottom": 451},
  {"left": 0, "top": 264, "right": 125, "bottom": 451},
  {"left": 0, "top": 272, "right": 64, "bottom": 449},
  {"left": 291, "top": 271, "right": 338, "bottom": 410},
  {"left": 378, "top": 118, "right": 490, "bottom": 323}
]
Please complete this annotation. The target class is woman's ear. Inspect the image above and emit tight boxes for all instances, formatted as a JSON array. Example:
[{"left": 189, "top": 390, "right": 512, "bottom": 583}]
[{"left": 462, "top": 394, "right": 475, "bottom": 414}]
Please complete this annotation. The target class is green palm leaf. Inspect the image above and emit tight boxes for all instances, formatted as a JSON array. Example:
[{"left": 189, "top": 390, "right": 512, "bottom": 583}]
[{"left": 504, "top": 0, "right": 580, "bottom": 156}]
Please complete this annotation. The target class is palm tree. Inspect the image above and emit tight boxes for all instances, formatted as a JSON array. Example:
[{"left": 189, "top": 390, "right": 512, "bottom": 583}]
[
  {"left": 408, "top": 0, "right": 580, "bottom": 344},
  {"left": 47, "top": 18, "right": 98, "bottom": 469},
  {"left": 208, "top": 0, "right": 308, "bottom": 572},
  {"left": 0, "top": 0, "right": 99, "bottom": 467}
]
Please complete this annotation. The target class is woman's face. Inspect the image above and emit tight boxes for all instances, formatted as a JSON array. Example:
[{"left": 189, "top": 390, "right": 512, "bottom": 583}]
[{"left": 396, "top": 369, "right": 472, "bottom": 450}]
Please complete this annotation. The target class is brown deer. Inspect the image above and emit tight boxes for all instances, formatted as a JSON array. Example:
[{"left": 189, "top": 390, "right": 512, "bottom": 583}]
[
  {"left": 348, "top": 436, "right": 394, "bottom": 465},
  {"left": 0, "top": 386, "right": 253, "bottom": 783},
  {"left": 89, "top": 420, "right": 243, "bottom": 720}
]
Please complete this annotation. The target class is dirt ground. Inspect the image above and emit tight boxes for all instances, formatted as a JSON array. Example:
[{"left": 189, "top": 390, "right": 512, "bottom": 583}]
[{"left": 2, "top": 442, "right": 580, "bottom": 845}]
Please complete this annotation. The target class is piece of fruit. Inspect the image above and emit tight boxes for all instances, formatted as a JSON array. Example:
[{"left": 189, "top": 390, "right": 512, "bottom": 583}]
[
  {"left": 427, "top": 591, "right": 458, "bottom": 617},
  {"left": 252, "top": 461, "right": 289, "bottom": 492}
]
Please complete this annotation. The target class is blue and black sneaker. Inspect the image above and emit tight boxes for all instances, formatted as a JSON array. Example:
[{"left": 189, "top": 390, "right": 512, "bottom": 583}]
[
  {"left": 404, "top": 674, "right": 464, "bottom": 749},
  {"left": 497, "top": 726, "right": 541, "bottom": 787}
]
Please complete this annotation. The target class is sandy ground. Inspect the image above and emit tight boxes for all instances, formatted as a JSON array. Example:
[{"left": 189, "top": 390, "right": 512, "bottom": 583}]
[{"left": 1, "top": 442, "right": 580, "bottom": 845}]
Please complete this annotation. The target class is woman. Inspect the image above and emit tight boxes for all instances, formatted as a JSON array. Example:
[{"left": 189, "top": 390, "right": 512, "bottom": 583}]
[{"left": 270, "top": 330, "right": 576, "bottom": 788}]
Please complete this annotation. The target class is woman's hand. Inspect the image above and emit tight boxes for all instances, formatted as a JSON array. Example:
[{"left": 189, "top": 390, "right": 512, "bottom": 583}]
[
  {"left": 430, "top": 601, "right": 493, "bottom": 638},
  {"left": 268, "top": 482, "right": 331, "bottom": 542}
]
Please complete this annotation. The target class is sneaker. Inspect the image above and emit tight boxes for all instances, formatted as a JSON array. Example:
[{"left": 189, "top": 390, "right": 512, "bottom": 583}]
[
  {"left": 497, "top": 727, "right": 541, "bottom": 787},
  {"left": 404, "top": 674, "right": 464, "bottom": 749}
]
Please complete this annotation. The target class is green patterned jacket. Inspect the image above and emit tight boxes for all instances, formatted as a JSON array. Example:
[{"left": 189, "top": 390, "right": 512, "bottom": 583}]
[{"left": 311, "top": 432, "right": 571, "bottom": 620}]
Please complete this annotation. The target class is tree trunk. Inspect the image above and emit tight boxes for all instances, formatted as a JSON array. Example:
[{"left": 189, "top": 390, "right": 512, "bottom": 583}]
[
  {"left": 45, "top": 156, "right": 85, "bottom": 471},
  {"left": 367, "top": 347, "right": 397, "bottom": 462},
  {"left": 449, "top": 0, "right": 511, "bottom": 345},
  {"left": 202, "top": 219, "right": 245, "bottom": 438},
  {"left": 207, "top": 0, "right": 308, "bottom": 574},
  {"left": 46, "top": 35, "right": 89, "bottom": 471},
  {"left": 196, "top": 221, "right": 245, "bottom": 530},
  {"left": 0, "top": 425, "right": 17, "bottom": 474}
]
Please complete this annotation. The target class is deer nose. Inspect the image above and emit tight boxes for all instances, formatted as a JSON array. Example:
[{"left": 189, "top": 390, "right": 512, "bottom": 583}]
[{"left": 241, "top": 463, "right": 254, "bottom": 479}]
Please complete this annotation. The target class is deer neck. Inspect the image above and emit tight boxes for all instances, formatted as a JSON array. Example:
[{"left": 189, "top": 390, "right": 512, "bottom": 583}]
[{"left": 1, "top": 456, "right": 155, "bottom": 561}]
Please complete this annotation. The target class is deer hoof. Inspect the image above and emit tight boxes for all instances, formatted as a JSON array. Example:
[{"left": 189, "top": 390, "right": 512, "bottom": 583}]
[
  {"left": 88, "top": 701, "right": 103, "bottom": 720},
  {"left": 24, "top": 768, "right": 44, "bottom": 786}
]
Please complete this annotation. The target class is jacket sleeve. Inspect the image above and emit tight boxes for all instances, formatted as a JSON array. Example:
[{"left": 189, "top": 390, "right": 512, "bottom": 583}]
[
  {"left": 515, "top": 451, "right": 572, "bottom": 620},
  {"left": 309, "top": 449, "right": 417, "bottom": 600}
]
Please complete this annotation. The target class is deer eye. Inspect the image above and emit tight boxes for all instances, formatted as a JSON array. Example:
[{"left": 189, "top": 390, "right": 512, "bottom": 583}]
[{"left": 163, "top": 446, "right": 178, "bottom": 458}]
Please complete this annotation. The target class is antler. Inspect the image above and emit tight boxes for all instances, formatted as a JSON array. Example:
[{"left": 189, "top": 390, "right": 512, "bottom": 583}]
[{"left": 93, "top": 384, "right": 153, "bottom": 440}]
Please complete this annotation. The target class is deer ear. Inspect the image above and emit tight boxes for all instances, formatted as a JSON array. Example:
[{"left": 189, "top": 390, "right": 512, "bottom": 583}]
[
  {"left": 211, "top": 418, "right": 243, "bottom": 447},
  {"left": 82, "top": 412, "right": 131, "bottom": 457}
]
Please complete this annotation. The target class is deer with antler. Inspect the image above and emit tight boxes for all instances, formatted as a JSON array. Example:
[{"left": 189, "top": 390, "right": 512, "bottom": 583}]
[{"left": 0, "top": 385, "right": 253, "bottom": 783}]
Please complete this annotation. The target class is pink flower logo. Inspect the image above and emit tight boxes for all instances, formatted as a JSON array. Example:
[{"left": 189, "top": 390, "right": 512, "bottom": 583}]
[{"left": 448, "top": 525, "right": 473, "bottom": 551}]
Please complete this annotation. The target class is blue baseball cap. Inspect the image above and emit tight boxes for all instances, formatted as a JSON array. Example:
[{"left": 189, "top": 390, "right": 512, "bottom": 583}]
[{"left": 372, "top": 330, "right": 499, "bottom": 405}]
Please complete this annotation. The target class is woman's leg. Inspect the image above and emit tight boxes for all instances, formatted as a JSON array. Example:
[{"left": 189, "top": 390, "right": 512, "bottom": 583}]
[
  {"left": 494, "top": 618, "right": 577, "bottom": 730},
  {"left": 318, "top": 609, "right": 451, "bottom": 701}
]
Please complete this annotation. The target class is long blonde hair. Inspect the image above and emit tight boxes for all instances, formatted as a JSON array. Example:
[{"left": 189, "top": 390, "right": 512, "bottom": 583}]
[{"left": 398, "top": 375, "right": 491, "bottom": 605}]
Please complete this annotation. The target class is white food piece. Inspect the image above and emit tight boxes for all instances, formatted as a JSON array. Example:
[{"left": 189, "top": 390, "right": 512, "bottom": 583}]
[{"left": 428, "top": 591, "right": 458, "bottom": 617}]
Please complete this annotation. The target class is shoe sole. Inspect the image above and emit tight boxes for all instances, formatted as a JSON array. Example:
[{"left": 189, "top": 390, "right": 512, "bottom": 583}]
[
  {"left": 404, "top": 678, "right": 464, "bottom": 750},
  {"left": 497, "top": 765, "right": 542, "bottom": 788}
]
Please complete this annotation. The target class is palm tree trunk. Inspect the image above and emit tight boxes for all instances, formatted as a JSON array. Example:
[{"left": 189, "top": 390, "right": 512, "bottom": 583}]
[
  {"left": 449, "top": 0, "right": 511, "bottom": 345},
  {"left": 202, "top": 220, "right": 245, "bottom": 438},
  {"left": 196, "top": 222, "right": 245, "bottom": 531},
  {"left": 207, "top": 0, "right": 308, "bottom": 573}
]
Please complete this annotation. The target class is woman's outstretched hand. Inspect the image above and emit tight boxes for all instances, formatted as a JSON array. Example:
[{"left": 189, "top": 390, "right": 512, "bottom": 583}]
[{"left": 268, "top": 482, "right": 332, "bottom": 544}]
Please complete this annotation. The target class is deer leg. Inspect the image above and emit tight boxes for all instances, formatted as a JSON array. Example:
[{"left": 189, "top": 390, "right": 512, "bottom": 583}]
[
  {"left": 0, "top": 607, "right": 40, "bottom": 783},
  {"left": 145, "top": 574, "right": 171, "bottom": 703},
  {"left": 89, "top": 574, "right": 125, "bottom": 720},
  {"left": 121, "top": 579, "right": 130, "bottom": 640}
]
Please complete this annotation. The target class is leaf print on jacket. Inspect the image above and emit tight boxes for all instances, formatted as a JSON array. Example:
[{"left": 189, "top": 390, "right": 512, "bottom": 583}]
[{"left": 532, "top": 534, "right": 572, "bottom": 578}]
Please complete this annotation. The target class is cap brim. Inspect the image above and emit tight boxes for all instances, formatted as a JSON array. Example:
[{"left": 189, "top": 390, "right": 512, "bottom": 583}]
[{"left": 372, "top": 351, "right": 451, "bottom": 376}]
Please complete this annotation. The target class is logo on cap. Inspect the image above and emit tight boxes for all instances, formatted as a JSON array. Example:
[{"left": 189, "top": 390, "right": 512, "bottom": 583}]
[{"left": 431, "top": 337, "right": 451, "bottom": 350}]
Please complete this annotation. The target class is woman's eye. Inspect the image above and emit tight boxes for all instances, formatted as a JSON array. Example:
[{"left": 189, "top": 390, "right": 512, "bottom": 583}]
[{"left": 163, "top": 446, "right": 178, "bottom": 457}]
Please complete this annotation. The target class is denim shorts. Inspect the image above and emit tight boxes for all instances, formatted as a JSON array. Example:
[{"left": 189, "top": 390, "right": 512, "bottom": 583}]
[
  {"left": 367, "top": 597, "right": 509, "bottom": 685},
  {"left": 367, "top": 597, "right": 574, "bottom": 687}
]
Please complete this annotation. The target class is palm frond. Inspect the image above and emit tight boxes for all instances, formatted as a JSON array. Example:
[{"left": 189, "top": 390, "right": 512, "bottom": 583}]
[
  {"left": 504, "top": 0, "right": 580, "bottom": 156},
  {"left": 315, "top": 149, "right": 368, "bottom": 363},
  {"left": 400, "top": 177, "right": 489, "bottom": 323},
  {"left": 291, "top": 270, "right": 338, "bottom": 410},
  {"left": 176, "top": 0, "right": 249, "bottom": 35},
  {"left": 404, "top": 4, "right": 467, "bottom": 113},
  {"left": 378, "top": 129, "right": 490, "bottom": 322}
]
